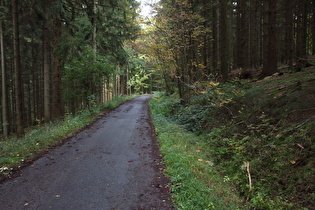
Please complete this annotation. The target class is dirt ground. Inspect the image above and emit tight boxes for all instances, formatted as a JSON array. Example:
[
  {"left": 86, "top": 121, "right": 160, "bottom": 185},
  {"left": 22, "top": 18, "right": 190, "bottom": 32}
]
[{"left": 0, "top": 95, "right": 174, "bottom": 210}]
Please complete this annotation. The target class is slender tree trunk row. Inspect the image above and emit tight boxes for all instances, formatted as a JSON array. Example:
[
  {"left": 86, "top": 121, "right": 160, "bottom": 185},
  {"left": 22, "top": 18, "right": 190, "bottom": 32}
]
[
  {"left": 12, "top": 0, "right": 24, "bottom": 137},
  {"left": 1, "top": 21, "right": 8, "bottom": 136},
  {"left": 0, "top": 0, "right": 140, "bottom": 137},
  {"left": 153, "top": 0, "right": 315, "bottom": 101}
]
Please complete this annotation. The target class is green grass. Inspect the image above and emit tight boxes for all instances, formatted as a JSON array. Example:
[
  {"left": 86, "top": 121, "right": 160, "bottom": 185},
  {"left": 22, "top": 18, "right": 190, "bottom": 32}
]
[
  {"left": 150, "top": 68, "right": 315, "bottom": 209},
  {"left": 150, "top": 94, "right": 245, "bottom": 209},
  {"left": 0, "top": 95, "right": 135, "bottom": 179}
]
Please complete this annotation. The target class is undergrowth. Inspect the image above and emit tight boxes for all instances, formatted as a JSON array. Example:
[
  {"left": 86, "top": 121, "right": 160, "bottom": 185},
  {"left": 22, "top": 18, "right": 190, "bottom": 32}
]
[
  {"left": 150, "top": 93, "right": 244, "bottom": 209},
  {"left": 0, "top": 95, "right": 135, "bottom": 180},
  {"left": 150, "top": 68, "right": 315, "bottom": 209}
]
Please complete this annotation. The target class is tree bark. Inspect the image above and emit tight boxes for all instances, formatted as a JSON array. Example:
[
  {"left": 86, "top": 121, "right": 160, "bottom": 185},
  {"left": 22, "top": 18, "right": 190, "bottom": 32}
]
[
  {"left": 220, "top": 0, "right": 229, "bottom": 81},
  {"left": 1, "top": 21, "right": 8, "bottom": 136},
  {"left": 249, "top": 0, "right": 260, "bottom": 68},
  {"left": 235, "top": 0, "right": 250, "bottom": 68},
  {"left": 93, "top": 0, "right": 97, "bottom": 58},
  {"left": 12, "top": 0, "right": 24, "bottom": 137},
  {"left": 43, "top": 18, "right": 51, "bottom": 122},
  {"left": 262, "top": 0, "right": 277, "bottom": 76},
  {"left": 284, "top": 0, "right": 293, "bottom": 69},
  {"left": 296, "top": 0, "right": 307, "bottom": 59},
  {"left": 212, "top": 0, "right": 218, "bottom": 72},
  {"left": 313, "top": 1, "right": 315, "bottom": 55},
  {"left": 51, "top": 18, "right": 63, "bottom": 120}
]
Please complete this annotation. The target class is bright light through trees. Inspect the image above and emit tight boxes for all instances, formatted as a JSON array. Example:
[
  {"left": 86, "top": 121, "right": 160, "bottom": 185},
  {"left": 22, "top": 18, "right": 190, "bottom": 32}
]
[{"left": 138, "top": 0, "right": 159, "bottom": 17}]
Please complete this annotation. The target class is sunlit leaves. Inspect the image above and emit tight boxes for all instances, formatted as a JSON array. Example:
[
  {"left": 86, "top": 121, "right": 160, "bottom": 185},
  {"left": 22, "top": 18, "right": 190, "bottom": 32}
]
[{"left": 142, "top": 0, "right": 214, "bottom": 97}]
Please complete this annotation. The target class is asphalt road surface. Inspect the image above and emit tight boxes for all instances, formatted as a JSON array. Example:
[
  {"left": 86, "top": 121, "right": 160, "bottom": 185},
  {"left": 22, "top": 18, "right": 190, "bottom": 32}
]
[{"left": 0, "top": 95, "right": 173, "bottom": 210}]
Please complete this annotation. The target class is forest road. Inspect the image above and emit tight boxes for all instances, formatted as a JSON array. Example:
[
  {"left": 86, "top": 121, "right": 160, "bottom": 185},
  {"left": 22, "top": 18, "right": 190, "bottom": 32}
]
[{"left": 0, "top": 95, "right": 173, "bottom": 210}]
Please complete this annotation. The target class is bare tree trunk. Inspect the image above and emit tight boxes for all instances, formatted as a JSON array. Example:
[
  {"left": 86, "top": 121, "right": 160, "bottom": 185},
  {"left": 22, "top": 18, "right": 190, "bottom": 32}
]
[
  {"left": 126, "top": 65, "right": 130, "bottom": 95},
  {"left": 296, "top": 0, "right": 307, "bottom": 59},
  {"left": 120, "top": 73, "right": 126, "bottom": 95},
  {"left": 220, "top": 0, "right": 229, "bottom": 81},
  {"left": 262, "top": 0, "right": 277, "bottom": 76},
  {"left": 284, "top": 0, "right": 293, "bottom": 69},
  {"left": 212, "top": 1, "right": 218, "bottom": 72},
  {"left": 12, "top": 0, "right": 24, "bottom": 137},
  {"left": 235, "top": 0, "right": 250, "bottom": 68},
  {"left": 31, "top": 37, "right": 39, "bottom": 125},
  {"left": 1, "top": 21, "right": 8, "bottom": 136},
  {"left": 313, "top": 1, "right": 315, "bottom": 55},
  {"left": 43, "top": 18, "right": 51, "bottom": 122},
  {"left": 201, "top": 0, "right": 211, "bottom": 76},
  {"left": 51, "top": 18, "right": 63, "bottom": 120},
  {"left": 113, "top": 73, "right": 116, "bottom": 97},
  {"left": 249, "top": 0, "right": 260, "bottom": 68},
  {"left": 93, "top": 0, "right": 97, "bottom": 57}
]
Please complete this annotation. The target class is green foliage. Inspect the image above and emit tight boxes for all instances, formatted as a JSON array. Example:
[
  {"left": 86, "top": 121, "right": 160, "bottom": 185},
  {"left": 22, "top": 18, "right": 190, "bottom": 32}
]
[
  {"left": 150, "top": 95, "right": 244, "bottom": 209},
  {"left": 123, "top": 44, "right": 155, "bottom": 94},
  {"left": 72, "top": 15, "right": 93, "bottom": 45},
  {"left": 0, "top": 6, "right": 8, "bottom": 20},
  {"left": 125, "top": 48, "right": 151, "bottom": 93},
  {"left": 128, "top": 67, "right": 149, "bottom": 93},
  {"left": 174, "top": 82, "right": 244, "bottom": 133},
  {"left": 149, "top": 92, "right": 181, "bottom": 117},
  {"left": 153, "top": 69, "right": 315, "bottom": 209},
  {"left": 63, "top": 47, "right": 115, "bottom": 111}
]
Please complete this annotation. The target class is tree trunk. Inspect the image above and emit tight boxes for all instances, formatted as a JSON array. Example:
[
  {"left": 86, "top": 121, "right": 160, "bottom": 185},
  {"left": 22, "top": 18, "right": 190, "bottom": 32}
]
[
  {"left": 31, "top": 37, "right": 39, "bottom": 124},
  {"left": 313, "top": 1, "right": 315, "bottom": 55},
  {"left": 93, "top": 0, "right": 97, "bottom": 58},
  {"left": 43, "top": 18, "right": 51, "bottom": 122},
  {"left": 249, "top": 0, "right": 260, "bottom": 68},
  {"left": 51, "top": 18, "right": 63, "bottom": 120},
  {"left": 296, "top": 0, "right": 307, "bottom": 59},
  {"left": 235, "top": 0, "right": 250, "bottom": 68},
  {"left": 284, "top": 0, "right": 293, "bottom": 69},
  {"left": 0, "top": 21, "right": 8, "bottom": 136},
  {"left": 262, "top": 0, "right": 277, "bottom": 76},
  {"left": 12, "top": 0, "right": 24, "bottom": 137},
  {"left": 212, "top": 1, "right": 218, "bottom": 72},
  {"left": 220, "top": 0, "right": 229, "bottom": 81},
  {"left": 201, "top": 0, "right": 209, "bottom": 76}
]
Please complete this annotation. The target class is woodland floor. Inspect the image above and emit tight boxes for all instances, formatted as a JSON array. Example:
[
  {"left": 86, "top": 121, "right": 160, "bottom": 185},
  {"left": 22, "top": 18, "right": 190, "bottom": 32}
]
[{"left": 0, "top": 95, "right": 174, "bottom": 209}]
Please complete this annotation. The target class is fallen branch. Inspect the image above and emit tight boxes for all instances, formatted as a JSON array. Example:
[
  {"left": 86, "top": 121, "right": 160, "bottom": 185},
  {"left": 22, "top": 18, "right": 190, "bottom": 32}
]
[
  {"left": 246, "top": 161, "right": 252, "bottom": 202},
  {"left": 247, "top": 162, "right": 252, "bottom": 192},
  {"left": 223, "top": 105, "right": 234, "bottom": 117}
]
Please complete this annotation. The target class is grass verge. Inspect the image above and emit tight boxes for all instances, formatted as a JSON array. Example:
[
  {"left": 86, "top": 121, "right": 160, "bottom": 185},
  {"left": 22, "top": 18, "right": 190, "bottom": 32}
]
[
  {"left": 149, "top": 93, "right": 245, "bottom": 209},
  {"left": 0, "top": 95, "right": 136, "bottom": 180},
  {"left": 150, "top": 68, "right": 315, "bottom": 209}
]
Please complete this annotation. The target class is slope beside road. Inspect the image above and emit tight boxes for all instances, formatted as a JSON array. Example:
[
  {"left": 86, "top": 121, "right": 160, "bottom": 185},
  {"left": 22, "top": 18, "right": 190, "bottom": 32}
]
[{"left": 0, "top": 95, "right": 173, "bottom": 210}]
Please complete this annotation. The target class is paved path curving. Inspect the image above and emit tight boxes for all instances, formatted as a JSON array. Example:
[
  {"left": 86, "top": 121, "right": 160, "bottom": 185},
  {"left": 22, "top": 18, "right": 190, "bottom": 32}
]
[{"left": 0, "top": 95, "right": 173, "bottom": 210}]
